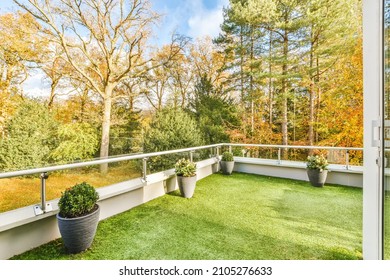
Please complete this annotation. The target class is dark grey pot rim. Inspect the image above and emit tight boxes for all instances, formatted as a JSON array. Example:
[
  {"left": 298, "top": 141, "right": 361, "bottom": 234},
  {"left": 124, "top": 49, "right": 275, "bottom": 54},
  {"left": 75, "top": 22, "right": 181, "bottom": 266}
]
[
  {"left": 57, "top": 204, "right": 100, "bottom": 221},
  {"left": 221, "top": 160, "right": 234, "bottom": 162}
]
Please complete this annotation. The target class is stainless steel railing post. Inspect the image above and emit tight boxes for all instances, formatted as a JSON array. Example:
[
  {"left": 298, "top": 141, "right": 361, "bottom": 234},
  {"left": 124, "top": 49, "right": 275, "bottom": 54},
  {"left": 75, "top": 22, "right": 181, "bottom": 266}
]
[
  {"left": 40, "top": 172, "right": 48, "bottom": 212},
  {"left": 142, "top": 158, "right": 148, "bottom": 182},
  {"left": 33, "top": 172, "right": 53, "bottom": 215}
]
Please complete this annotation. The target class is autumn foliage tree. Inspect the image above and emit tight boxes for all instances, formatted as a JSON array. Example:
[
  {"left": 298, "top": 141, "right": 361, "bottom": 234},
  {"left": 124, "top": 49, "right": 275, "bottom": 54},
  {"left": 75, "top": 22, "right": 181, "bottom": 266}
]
[
  {"left": 0, "top": 0, "right": 364, "bottom": 173},
  {"left": 14, "top": 0, "right": 184, "bottom": 173},
  {"left": 215, "top": 0, "right": 362, "bottom": 150},
  {"left": 0, "top": 11, "right": 46, "bottom": 134}
]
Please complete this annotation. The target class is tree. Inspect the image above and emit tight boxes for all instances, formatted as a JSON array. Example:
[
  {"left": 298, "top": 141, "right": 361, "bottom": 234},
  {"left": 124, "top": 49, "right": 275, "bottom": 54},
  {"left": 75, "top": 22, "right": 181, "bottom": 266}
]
[
  {"left": 0, "top": 100, "right": 58, "bottom": 171},
  {"left": 51, "top": 122, "right": 99, "bottom": 163},
  {"left": 40, "top": 45, "right": 68, "bottom": 109},
  {"left": 109, "top": 97, "right": 142, "bottom": 155},
  {"left": 300, "top": 0, "right": 359, "bottom": 145},
  {"left": 0, "top": 11, "right": 46, "bottom": 134},
  {"left": 214, "top": 0, "right": 362, "bottom": 153},
  {"left": 140, "top": 46, "right": 172, "bottom": 112},
  {"left": 15, "top": 0, "right": 183, "bottom": 173},
  {"left": 218, "top": 0, "right": 280, "bottom": 138},
  {"left": 319, "top": 38, "right": 363, "bottom": 149},
  {"left": 188, "top": 74, "right": 240, "bottom": 144},
  {"left": 164, "top": 41, "right": 193, "bottom": 109},
  {"left": 143, "top": 108, "right": 203, "bottom": 171}
]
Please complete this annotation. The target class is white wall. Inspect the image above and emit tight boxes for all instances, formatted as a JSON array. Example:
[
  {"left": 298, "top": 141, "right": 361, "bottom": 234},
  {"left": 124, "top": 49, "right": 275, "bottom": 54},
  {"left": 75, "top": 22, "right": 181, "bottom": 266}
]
[{"left": 234, "top": 157, "right": 362, "bottom": 187}]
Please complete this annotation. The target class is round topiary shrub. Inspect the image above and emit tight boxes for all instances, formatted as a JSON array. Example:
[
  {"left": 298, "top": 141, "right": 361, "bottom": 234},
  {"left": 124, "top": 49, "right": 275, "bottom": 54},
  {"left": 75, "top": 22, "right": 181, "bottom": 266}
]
[{"left": 58, "top": 182, "right": 99, "bottom": 218}]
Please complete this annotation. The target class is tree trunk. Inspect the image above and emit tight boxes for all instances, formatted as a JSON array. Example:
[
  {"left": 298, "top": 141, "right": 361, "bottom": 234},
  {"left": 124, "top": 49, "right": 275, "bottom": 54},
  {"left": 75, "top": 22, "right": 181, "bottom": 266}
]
[
  {"left": 240, "top": 25, "right": 246, "bottom": 138},
  {"left": 281, "top": 31, "right": 289, "bottom": 148},
  {"left": 47, "top": 79, "right": 58, "bottom": 110},
  {"left": 309, "top": 81, "right": 315, "bottom": 147},
  {"left": 308, "top": 39, "right": 315, "bottom": 147},
  {"left": 181, "top": 89, "right": 186, "bottom": 108},
  {"left": 80, "top": 87, "right": 89, "bottom": 122},
  {"left": 269, "top": 31, "right": 273, "bottom": 127},
  {"left": 315, "top": 53, "right": 321, "bottom": 144},
  {"left": 99, "top": 86, "right": 113, "bottom": 174}
]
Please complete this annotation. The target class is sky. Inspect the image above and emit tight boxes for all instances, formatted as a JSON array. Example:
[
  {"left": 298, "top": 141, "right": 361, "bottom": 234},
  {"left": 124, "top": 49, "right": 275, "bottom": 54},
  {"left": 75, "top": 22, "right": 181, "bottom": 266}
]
[
  {"left": 150, "top": 0, "right": 229, "bottom": 45},
  {"left": 0, "top": 0, "right": 229, "bottom": 97}
]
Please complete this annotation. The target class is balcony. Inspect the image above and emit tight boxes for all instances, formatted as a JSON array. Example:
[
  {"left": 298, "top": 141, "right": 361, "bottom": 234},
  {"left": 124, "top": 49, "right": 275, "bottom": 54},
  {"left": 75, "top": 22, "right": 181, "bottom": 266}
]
[{"left": 0, "top": 144, "right": 364, "bottom": 260}]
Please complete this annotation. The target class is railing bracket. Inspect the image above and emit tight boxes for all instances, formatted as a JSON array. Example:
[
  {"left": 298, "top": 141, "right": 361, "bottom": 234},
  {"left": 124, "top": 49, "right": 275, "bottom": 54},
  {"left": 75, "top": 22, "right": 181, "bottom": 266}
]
[{"left": 34, "top": 203, "right": 53, "bottom": 216}]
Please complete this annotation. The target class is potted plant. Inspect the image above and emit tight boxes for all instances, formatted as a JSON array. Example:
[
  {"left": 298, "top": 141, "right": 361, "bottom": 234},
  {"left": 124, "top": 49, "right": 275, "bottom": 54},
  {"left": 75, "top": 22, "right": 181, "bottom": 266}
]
[
  {"left": 220, "top": 151, "right": 235, "bottom": 175},
  {"left": 306, "top": 154, "right": 329, "bottom": 187},
  {"left": 57, "top": 182, "right": 100, "bottom": 253},
  {"left": 175, "top": 158, "right": 197, "bottom": 198}
]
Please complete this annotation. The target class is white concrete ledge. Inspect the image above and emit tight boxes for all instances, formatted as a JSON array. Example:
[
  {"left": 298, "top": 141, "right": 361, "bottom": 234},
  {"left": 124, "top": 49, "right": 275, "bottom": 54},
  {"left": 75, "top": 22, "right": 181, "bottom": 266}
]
[{"left": 234, "top": 157, "right": 363, "bottom": 187}]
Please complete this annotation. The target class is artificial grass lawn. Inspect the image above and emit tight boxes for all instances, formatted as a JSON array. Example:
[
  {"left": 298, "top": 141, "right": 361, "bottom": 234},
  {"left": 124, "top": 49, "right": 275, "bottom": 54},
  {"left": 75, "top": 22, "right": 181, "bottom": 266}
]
[
  {"left": 12, "top": 172, "right": 363, "bottom": 260},
  {"left": 385, "top": 194, "right": 390, "bottom": 259}
]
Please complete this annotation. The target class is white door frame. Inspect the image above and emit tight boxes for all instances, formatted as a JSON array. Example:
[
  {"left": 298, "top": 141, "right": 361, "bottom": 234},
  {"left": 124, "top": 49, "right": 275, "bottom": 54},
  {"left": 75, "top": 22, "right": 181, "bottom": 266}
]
[{"left": 363, "top": 0, "right": 383, "bottom": 260}]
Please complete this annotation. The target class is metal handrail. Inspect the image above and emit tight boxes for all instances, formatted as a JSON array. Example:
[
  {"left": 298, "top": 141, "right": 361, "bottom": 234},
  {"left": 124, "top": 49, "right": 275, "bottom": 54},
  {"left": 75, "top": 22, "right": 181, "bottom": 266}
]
[
  {"left": 227, "top": 143, "right": 363, "bottom": 151},
  {"left": 0, "top": 143, "right": 222, "bottom": 179},
  {"left": 0, "top": 143, "right": 363, "bottom": 179},
  {"left": 226, "top": 143, "right": 363, "bottom": 168}
]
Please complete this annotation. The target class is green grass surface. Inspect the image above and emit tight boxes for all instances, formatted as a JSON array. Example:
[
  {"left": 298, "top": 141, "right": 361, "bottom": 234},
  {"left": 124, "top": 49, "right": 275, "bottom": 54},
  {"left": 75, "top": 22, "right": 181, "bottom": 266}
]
[
  {"left": 385, "top": 193, "right": 390, "bottom": 259},
  {"left": 12, "top": 172, "right": 363, "bottom": 260}
]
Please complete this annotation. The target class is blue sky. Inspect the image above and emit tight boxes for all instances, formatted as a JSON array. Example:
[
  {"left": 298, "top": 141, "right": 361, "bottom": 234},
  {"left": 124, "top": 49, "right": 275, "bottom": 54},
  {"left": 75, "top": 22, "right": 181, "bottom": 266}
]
[
  {"left": 0, "top": 0, "right": 229, "bottom": 44},
  {"left": 0, "top": 0, "right": 229, "bottom": 96},
  {"left": 150, "top": 0, "right": 229, "bottom": 44}
]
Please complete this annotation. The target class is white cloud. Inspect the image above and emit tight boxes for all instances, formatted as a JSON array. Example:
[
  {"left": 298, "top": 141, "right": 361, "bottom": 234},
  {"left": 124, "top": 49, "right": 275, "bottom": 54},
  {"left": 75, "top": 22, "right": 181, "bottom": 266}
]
[
  {"left": 187, "top": 0, "right": 229, "bottom": 39},
  {"left": 187, "top": 8, "right": 223, "bottom": 39},
  {"left": 23, "top": 71, "right": 50, "bottom": 98},
  {"left": 151, "top": 0, "right": 229, "bottom": 45}
]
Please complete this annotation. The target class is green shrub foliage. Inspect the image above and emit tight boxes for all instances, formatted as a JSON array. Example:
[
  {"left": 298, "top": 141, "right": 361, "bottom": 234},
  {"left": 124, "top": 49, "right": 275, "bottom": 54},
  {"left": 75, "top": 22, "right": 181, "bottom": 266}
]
[
  {"left": 306, "top": 154, "right": 329, "bottom": 171},
  {"left": 0, "top": 100, "right": 58, "bottom": 171},
  {"left": 221, "top": 151, "right": 234, "bottom": 162},
  {"left": 175, "top": 158, "right": 196, "bottom": 177},
  {"left": 188, "top": 75, "right": 240, "bottom": 144},
  {"left": 143, "top": 108, "right": 203, "bottom": 171},
  {"left": 58, "top": 182, "right": 99, "bottom": 218},
  {"left": 51, "top": 122, "right": 99, "bottom": 163}
]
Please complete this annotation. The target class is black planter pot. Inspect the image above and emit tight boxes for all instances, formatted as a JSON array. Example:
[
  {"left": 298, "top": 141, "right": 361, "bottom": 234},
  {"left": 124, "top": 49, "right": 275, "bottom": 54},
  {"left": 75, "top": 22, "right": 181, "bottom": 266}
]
[
  {"left": 57, "top": 205, "right": 100, "bottom": 254},
  {"left": 220, "top": 161, "right": 234, "bottom": 175},
  {"left": 177, "top": 175, "right": 197, "bottom": 198},
  {"left": 307, "top": 169, "right": 328, "bottom": 187}
]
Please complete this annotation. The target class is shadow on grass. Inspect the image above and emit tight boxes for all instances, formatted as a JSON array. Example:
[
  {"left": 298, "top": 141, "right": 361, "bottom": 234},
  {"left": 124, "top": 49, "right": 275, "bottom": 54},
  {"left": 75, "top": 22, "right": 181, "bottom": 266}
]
[{"left": 166, "top": 190, "right": 182, "bottom": 198}]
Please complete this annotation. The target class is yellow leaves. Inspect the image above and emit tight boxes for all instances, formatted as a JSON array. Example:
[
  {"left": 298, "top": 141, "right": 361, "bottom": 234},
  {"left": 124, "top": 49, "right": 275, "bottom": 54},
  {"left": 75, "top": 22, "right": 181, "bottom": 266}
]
[{"left": 0, "top": 12, "right": 46, "bottom": 61}]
